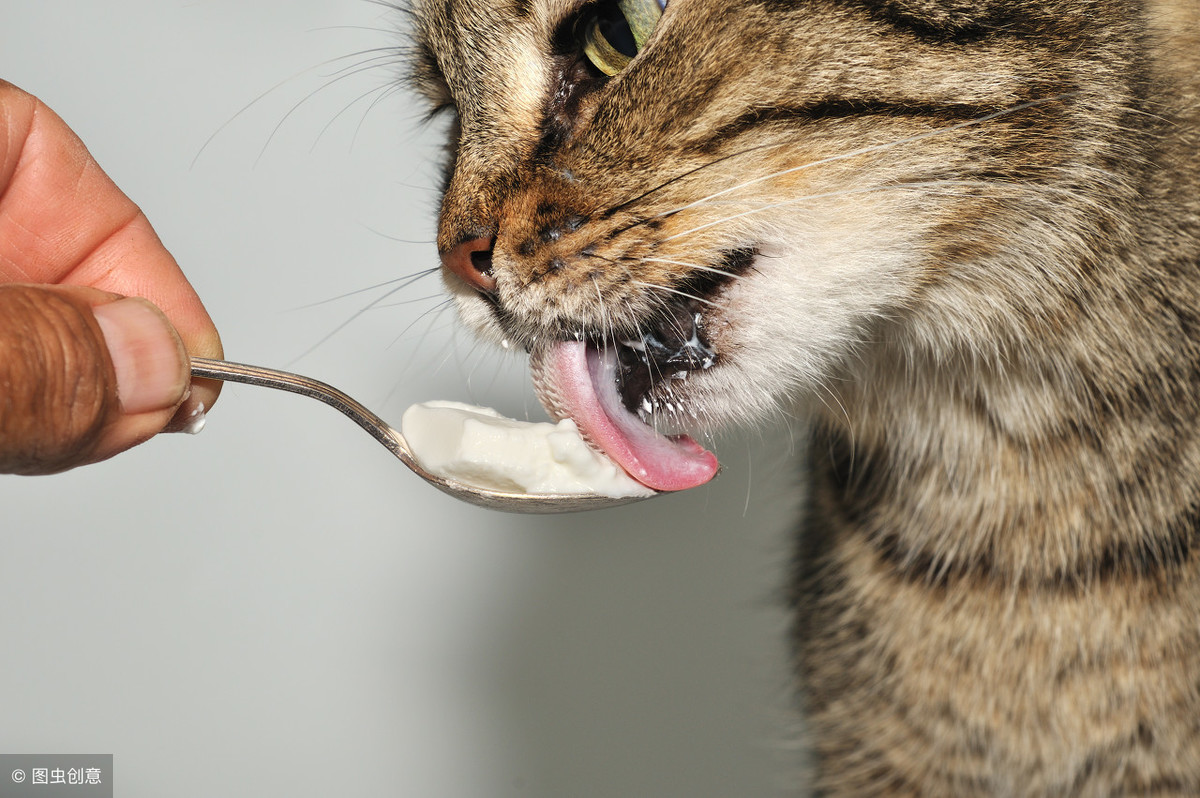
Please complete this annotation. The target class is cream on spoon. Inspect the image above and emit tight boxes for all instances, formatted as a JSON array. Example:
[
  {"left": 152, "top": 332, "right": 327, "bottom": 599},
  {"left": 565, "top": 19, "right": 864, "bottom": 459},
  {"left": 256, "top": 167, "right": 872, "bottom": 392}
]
[{"left": 189, "top": 357, "right": 657, "bottom": 513}]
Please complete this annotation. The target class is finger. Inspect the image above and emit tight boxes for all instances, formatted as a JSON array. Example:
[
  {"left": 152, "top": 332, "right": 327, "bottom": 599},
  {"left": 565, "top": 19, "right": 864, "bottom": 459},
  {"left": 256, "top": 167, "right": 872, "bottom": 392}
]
[
  {"left": 0, "top": 284, "right": 190, "bottom": 475},
  {"left": 0, "top": 80, "right": 222, "bottom": 420}
]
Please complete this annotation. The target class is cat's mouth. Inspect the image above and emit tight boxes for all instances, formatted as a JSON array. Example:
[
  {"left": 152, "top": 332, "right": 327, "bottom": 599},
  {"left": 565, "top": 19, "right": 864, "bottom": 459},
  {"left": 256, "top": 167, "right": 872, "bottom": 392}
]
[
  {"left": 614, "top": 303, "right": 717, "bottom": 417},
  {"left": 530, "top": 339, "right": 719, "bottom": 492},
  {"left": 526, "top": 252, "right": 749, "bottom": 492}
]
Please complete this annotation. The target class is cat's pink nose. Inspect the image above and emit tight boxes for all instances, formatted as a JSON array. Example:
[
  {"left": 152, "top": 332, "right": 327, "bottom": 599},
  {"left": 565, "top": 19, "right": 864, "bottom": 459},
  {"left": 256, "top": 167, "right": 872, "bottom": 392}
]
[{"left": 441, "top": 236, "right": 497, "bottom": 293}]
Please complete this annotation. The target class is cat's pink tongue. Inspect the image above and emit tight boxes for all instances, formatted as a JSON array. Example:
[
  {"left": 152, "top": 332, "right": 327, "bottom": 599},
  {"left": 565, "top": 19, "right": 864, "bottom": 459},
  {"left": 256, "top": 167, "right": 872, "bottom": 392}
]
[{"left": 531, "top": 340, "right": 718, "bottom": 492}]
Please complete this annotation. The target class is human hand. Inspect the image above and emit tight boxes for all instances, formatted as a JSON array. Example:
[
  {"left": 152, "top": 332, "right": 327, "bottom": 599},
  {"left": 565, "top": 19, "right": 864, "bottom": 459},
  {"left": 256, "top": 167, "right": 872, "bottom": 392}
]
[{"left": 0, "top": 81, "right": 222, "bottom": 475}]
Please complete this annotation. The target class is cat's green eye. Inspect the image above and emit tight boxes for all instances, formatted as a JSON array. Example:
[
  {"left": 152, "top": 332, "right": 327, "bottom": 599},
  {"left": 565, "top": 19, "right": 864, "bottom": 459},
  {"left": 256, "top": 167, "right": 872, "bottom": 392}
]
[{"left": 580, "top": 0, "right": 666, "bottom": 76}]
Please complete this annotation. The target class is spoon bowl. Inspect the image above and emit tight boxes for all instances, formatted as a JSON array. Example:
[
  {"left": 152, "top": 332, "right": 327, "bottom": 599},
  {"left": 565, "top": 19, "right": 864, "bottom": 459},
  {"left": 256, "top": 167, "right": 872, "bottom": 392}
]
[{"left": 189, "top": 357, "right": 655, "bottom": 513}]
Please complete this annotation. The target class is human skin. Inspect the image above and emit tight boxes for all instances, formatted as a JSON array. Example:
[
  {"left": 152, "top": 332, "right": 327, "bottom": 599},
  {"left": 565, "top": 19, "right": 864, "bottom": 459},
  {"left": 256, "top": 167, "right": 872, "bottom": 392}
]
[{"left": 0, "top": 80, "right": 222, "bottom": 474}]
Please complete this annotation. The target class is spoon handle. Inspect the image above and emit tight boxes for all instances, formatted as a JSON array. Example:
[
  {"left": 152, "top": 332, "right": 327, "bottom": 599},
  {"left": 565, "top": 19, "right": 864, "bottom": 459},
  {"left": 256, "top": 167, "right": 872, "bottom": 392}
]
[{"left": 189, "top": 357, "right": 413, "bottom": 463}]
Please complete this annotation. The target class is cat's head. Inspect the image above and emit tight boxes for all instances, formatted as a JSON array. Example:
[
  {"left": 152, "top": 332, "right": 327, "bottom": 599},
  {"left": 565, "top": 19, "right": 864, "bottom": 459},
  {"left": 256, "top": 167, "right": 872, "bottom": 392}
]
[{"left": 410, "top": 0, "right": 1149, "bottom": 489}]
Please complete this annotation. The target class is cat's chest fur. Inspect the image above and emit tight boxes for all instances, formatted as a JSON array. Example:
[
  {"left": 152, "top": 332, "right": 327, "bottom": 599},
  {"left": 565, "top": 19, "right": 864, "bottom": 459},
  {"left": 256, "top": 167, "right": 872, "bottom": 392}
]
[{"left": 412, "top": 0, "right": 1200, "bottom": 793}]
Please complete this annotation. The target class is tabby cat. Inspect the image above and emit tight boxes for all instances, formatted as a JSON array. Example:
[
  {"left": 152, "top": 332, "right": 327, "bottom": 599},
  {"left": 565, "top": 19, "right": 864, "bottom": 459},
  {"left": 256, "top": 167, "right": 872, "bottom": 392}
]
[{"left": 409, "top": 0, "right": 1200, "bottom": 793}]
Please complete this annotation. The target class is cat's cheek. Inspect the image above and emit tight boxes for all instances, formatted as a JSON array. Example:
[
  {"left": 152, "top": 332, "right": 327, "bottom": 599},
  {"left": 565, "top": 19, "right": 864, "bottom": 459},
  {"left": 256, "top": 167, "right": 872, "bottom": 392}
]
[{"left": 688, "top": 241, "right": 916, "bottom": 429}]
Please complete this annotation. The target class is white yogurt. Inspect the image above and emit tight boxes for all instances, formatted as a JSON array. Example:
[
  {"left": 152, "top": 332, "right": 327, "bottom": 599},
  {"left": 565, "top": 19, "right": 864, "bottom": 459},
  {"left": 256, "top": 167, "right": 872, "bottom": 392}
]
[{"left": 401, "top": 400, "right": 653, "bottom": 498}]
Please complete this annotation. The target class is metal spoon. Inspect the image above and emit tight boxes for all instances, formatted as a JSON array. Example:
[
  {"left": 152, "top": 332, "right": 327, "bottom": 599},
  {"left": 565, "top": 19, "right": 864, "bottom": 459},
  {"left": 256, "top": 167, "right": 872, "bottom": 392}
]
[{"left": 189, "top": 357, "right": 654, "bottom": 513}]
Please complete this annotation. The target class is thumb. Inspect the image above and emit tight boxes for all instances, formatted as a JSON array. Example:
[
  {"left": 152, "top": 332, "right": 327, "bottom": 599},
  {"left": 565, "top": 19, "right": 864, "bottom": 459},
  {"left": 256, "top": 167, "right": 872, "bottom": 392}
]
[{"left": 0, "top": 283, "right": 190, "bottom": 475}]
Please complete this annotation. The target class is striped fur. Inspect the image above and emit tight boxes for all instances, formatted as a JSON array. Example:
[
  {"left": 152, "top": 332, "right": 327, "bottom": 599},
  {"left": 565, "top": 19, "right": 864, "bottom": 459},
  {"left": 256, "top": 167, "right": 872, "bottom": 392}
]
[{"left": 412, "top": 0, "right": 1200, "bottom": 792}]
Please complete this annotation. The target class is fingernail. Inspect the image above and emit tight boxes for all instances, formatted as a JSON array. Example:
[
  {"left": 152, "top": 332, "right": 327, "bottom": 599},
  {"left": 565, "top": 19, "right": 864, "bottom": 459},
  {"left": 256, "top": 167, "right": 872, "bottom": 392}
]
[
  {"left": 93, "top": 297, "right": 189, "bottom": 415},
  {"left": 177, "top": 400, "right": 208, "bottom": 435}
]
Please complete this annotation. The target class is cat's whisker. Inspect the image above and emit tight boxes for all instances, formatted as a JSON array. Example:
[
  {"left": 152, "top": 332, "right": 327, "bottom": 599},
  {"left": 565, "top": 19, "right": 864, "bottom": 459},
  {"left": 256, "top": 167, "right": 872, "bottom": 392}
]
[
  {"left": 368, "top": 292, "right": 446, "bottom": 309},
  {"left": 812, "top": 378, "right": 855, "bottom": 455},
  {"left": 657, "top": 175, "right": 1109, "bottom": 238},
  {"left": 629, "top": 281, "right": 721, "bottom": 307},
  {"left": 388, "top": 297, "right": 456, "bottom": 350},
  {"left": 380, "top": 300, "right": 464, "bottom": 404},
  {"left": 311, "top": 79, "right": 402, "bottom": 152},
  {"left": 261, "top": 53, "right": 408, "bottom": 162},
  {"left": 192, "top": 46, "right": 406, "bottom": 167},
  {"left": 605, "top": 141, "right": 791, "bottom": 218},
  {"left": 658, "top": 181, "right": 935, "bottom": 241},
  {"left": 623, "top": 297, "right": 671, "bottom": 436},
  {"left": 352, "top": 82, "right": 413, "bottom": 148},
  {"left": 579, "top": 250, "right": 621, "bottom": 266},
  {"left": 321, "top": 47, "right": 409, "bottom": 78},
  {"left": 593, "top": 275, "right": 618, "bottom": 356},
  {"left": 288, "top": 267, "right": 439, "bottom": 311},
  {"left": 611, "top": 93, "right": 1080, "bottom": 232},
  {"left": 424, "top": 309, "right": 479, "bottom": 380},
  {"left": 459, "top": 330, "right": 504, "bottom": 404},
  {"left": 591, "top": 251, "right": 730, "bottom": 320},
  {"left": 657, "top": 176, "right": 1097, "bottom": 241},
  {"left": 364, "top": 225, "right": 437, "bottom": 242},
  {"left": 640, "top": 257, "right": 745, "bottom": 281},
  {"left": 286, "top": 272, "right": 438, "bottom": 366},
  {"left": 312, "top": 24, "right": 404, "bottom": 36}
]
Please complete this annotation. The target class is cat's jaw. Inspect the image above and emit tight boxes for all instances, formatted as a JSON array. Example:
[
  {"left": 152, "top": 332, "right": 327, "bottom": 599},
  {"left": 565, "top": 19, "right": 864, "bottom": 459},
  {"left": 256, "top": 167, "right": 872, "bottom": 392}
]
[{"left": 445, "top": 206, "right": 921, "bottom": 446}]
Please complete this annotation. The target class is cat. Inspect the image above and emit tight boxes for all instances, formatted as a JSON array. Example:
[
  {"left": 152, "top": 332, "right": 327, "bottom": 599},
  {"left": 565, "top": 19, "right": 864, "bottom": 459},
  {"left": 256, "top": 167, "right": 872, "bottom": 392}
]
[{"left": 408, "top": 0, "right": 1200, "bottom": 794}]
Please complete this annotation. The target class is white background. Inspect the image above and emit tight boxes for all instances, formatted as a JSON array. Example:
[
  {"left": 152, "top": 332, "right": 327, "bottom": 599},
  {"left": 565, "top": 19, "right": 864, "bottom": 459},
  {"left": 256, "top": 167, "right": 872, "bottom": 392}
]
[{"left": 0, "top": 2, "right": 802, "bottom": 796}]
